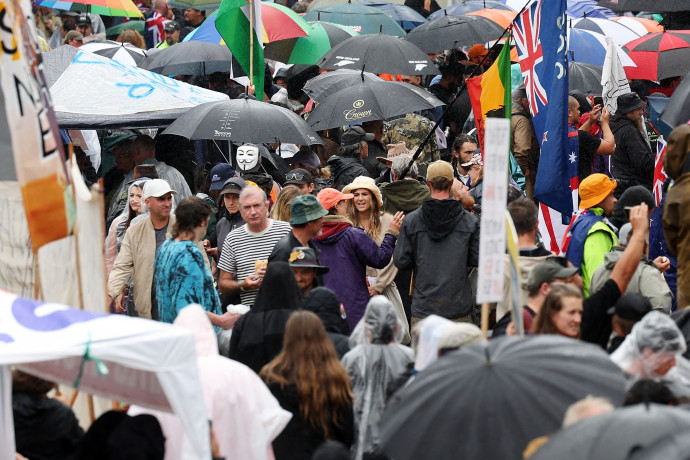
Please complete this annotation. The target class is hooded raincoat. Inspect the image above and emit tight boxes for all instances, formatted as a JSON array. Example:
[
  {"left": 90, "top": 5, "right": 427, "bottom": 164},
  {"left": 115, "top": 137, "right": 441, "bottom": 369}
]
[
  {"left": 129, "top": 304, "right": 292, "bottom": 460},
  {"left": 313, "top": 215, "right": 397, "bottom": 330},
  {"left": 341, "top": 296, "right": 414, "bottom": 460}
]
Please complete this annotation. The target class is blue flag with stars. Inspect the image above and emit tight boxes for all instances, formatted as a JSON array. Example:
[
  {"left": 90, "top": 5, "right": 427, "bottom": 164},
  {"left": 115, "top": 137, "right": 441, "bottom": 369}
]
[{"left": 514, "top": 0, "right": 570, "bottom": 215}]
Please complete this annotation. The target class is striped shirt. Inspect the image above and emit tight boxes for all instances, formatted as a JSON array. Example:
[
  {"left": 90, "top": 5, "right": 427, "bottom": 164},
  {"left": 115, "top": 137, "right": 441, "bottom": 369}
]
[{"left": 218, "top": 219, "right": 291, "bottom": 306}]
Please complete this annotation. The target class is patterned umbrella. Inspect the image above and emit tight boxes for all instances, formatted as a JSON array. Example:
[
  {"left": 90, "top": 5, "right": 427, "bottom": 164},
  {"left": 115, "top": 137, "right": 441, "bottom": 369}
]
[
  {"left": 359, "top": 0, "right": 427, "bottom": 31},
  {"left": 623, "top": 30, "right": 690, "bottom": 80},
  {"left": 303, "top": 2, "right": 407, "bottom": 37},
  {"left": 264, "top": 21, "right": 358, "bottom": 65},
  {"left": 185, "top": 4, "right": 310, "bottom": 45},
  {"left": 467, "top": 8, "right": 517, "bottom": 29},
  {"left": 36, "top": 0, "right": 142, "bottom": 17},
  {"left": 570, "top": 17, "right": 641, "bottom": 47},
  {"left": 80, "top": 40, "right": 148, "bottom": 66},
  {"left": 612, "top": 16, "right": 663, "bottom": 35}
]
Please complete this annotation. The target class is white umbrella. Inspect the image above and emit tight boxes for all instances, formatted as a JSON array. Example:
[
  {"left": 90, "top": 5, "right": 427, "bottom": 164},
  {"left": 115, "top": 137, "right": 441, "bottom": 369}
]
[
  {"left": 80, "top": 40, "right": 149, "bottom": 66},
  {"left": 570, "top": 17, "right": 641, "bottom": 47}
]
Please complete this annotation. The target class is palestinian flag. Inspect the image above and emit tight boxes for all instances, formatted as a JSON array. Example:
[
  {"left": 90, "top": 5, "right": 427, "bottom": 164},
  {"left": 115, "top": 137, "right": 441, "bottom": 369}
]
[
  {"left": 216, "top": 0, "right": 264, "bottom": 100},
  {"left": 467, "top": 42, "right": 512, "bottom": 154}
]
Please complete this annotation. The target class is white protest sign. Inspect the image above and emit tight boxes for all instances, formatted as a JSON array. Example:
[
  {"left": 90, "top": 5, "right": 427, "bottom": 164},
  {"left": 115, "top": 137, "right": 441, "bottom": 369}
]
[{"left": 476, "top": 118, "right": 511, "bottom": 304}]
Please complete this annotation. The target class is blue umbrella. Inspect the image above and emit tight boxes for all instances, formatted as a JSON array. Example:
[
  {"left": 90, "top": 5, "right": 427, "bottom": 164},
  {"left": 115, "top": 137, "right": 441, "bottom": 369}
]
[
  {"left": 303, "top": 2, "right": 407, "bottom": 37},
  {"left": 429, "top": 0, "right": 513, "bottom": 20},
  {"left": 359, "top": 0, "right": 427, "bottom": 31},
  {"left": 567, "top": 28, "right": 637, "bottom": 67},
  {"left": 567, "top": 0, "right": 617, "bottom": 19}
]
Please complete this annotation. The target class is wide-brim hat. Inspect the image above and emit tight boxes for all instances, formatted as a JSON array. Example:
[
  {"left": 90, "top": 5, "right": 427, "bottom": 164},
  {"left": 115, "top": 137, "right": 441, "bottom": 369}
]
[
  {"left": 579, "top": 174, "right": 617, "bottom": 210},
  {"left": 288, "top": 247, "right": 330, "bottom": 274},
  {"left": 377, "top": 142, "right": 416, "bottom": 165},
  {"left": 615, "top": 92, "right": 645, "bottom": 115},
  {"left": 342, "top": 176, "right": 383, "bottom": 207}
]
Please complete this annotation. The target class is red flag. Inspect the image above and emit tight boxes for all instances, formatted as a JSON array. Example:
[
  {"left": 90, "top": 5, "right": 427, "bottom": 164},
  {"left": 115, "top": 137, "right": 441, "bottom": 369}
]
[{"left": 653, "top": 136, "right": 668, "bottom": 207}]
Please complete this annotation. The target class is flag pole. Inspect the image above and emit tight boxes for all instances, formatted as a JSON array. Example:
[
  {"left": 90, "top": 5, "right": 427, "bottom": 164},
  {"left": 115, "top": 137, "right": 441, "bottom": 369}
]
[{"left": 249, "top": 0, "right": 254, "bottom": 89}]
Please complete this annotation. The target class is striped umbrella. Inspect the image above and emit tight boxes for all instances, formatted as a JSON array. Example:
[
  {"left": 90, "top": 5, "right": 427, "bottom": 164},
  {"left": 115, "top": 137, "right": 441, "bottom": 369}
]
[
  {"left": 570, "top": 17, "right": 641, "bottom": 47},
  {"left": 80, "top": 40, "right": 148, "bottom": 65},
  {"left": 264, "top": 21, "right": 358, "bottom": 65},
  {"left": 185, "top": 4, "right": 310, "bottom": 45},
  {"left": 612, "top": 16, "right": 663, "bottom": 35},
  {"left": 623, "top": 30, "right": 690, "bottom": 81},
  {"left": 36, "top": 0, "right": 142, "bottom": 17}
]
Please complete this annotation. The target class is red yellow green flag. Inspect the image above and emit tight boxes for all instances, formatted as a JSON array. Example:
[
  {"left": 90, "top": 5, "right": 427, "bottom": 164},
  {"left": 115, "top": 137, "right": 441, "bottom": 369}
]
[{"left": 467, "top": 42, "right": 512, "bottom": 155}]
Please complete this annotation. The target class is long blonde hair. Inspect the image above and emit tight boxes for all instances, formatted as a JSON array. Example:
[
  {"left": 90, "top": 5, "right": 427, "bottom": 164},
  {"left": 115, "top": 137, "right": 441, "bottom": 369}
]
[
  {"left": 347, "top": 189, "right": 382, "bottom": 240},
  {"left": 261, "top": 311, "right": 352, "bottom": 439},
  {"left": 270, "top": 185, "right": 301, "bottom": 222}
]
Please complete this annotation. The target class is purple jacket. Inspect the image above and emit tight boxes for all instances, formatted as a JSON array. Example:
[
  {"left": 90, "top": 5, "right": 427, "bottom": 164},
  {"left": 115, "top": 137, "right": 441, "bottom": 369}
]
[{"left": 313, "top": 215, "right": 396, "bottom": 330}]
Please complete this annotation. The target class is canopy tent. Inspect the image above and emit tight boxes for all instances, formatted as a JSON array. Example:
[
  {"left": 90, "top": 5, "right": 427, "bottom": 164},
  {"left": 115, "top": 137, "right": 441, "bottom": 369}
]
[
  {"left": 0, "top": 290, "right": 211, "bottom": 460},
  {"left": 42, "top": 46, "right": 228, "bottom": 129}
]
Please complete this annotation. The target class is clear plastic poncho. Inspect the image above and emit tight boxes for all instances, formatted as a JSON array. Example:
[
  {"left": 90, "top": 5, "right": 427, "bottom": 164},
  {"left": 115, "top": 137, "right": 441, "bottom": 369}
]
[
  {"left": 611, "top": 311, "right": 690, "bottom": 383},
  {"left": 342, "top": 296, "right": 414, "bottom": 460}
]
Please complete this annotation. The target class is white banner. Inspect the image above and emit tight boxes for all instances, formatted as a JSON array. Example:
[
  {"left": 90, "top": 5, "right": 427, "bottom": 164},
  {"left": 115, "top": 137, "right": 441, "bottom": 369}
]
[
  {"left": 477, "top": 118, "right": 511, "bottom": 304},
  {"left": 602, "top": 35, "right": 632, "bottom": 115}
]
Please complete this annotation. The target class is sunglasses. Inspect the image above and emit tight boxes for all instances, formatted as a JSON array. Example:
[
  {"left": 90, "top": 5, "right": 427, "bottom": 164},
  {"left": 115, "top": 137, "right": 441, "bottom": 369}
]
[{"left": 286, "top": 171, "right": 309, "bottom": 181}]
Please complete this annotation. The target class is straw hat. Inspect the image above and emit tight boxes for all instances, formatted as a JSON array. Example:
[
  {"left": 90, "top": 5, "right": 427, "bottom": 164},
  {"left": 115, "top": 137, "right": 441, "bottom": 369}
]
[{"left": 342, "top": 176, "right": 383, "bottom": 207}]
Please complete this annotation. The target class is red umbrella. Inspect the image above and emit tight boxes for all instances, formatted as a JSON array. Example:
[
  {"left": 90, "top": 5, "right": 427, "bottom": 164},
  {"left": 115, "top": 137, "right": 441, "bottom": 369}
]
[{"left": 624, "top": 30, "right": 690, "bottom": 81}]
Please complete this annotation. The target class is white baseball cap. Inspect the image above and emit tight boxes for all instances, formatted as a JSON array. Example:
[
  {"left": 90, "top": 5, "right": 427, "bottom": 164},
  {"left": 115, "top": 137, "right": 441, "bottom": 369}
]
[{"left": 142, "top": 179, "right": 177, "bottom": 199}]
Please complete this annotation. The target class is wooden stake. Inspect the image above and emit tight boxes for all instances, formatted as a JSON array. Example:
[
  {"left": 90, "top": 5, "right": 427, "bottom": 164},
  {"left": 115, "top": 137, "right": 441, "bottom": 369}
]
[{"left": 481, "top": 302, "right": 490, "bottom": 339}]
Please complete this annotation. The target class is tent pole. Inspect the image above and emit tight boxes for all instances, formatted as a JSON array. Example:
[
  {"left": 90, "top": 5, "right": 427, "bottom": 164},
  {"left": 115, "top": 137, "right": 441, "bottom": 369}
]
[
  {"left": 68, "top": 144, "right": 85, "bottom": 312},
  {"left": 97, "top": 178, "right": 108, "bottom": 315}
]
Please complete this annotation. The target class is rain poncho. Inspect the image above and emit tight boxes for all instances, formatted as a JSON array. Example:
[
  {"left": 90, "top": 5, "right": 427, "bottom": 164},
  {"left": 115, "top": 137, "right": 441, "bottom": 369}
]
[
  {"left": 130, "top": 304, "right": 292, "bottom": 460},
  {"left": 341, "top": 296, "right": 414, "bottom": 460},
  {"left": 611, "top": 311, "right": 690, "bottom": 384},
  {"left": 414, "top": 316, "right": 485, "bottom": 372}
]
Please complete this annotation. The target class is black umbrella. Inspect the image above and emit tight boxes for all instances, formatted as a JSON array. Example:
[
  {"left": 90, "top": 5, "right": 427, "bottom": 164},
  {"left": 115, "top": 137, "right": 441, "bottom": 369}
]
[
  {"left": 306, "top": 79, "right": 444, "bottom": 130},
  {"left": 317, "top": 34, "right": 439, "bottom": 76},
  {"left": 531, "top": 404, "right": 690, "bottom": 460},
  {"left": 569, "top": 61, "right": 603, "bottom": 95},
  {"left": 629, "top": 427, "right": 690, "bottom": 460},
  {"left": 138, "top": 41, "right": 245, "bottom": 76},
  {"left": 660, "top": 69, "right": 690, "bottom": 127},
  {"left": 597, "top": 0, "right": 690, "bottom": 12},
  {"left": 380, "top": 335, "right": 627, "bottom": 460},
  {"left": 162, "top": 96, "right": 323, "bottom": 145},
  {"left": 405, "top": 14, "right": 505, "bottom": 53},
  {"left": 303, "top": 69, "right": 384, "bottom": 102},
  {"left": 79, "top": 40, "right": 149, "bottom": 66}
]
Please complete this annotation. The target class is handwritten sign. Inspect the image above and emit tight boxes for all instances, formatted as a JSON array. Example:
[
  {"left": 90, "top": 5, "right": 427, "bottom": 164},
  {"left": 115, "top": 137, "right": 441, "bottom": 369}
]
[{"left": 477, "top": 118, "right": 511, "bottom": 304}]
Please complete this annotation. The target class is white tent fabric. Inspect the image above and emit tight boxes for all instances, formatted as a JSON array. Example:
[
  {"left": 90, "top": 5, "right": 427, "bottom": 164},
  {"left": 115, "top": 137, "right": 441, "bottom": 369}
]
[
  {"left": 45, "top": 47, "right": 228, "bottom": 129},
  {"left": 0, "top": 290, "right": 211, "bottom": 460}
]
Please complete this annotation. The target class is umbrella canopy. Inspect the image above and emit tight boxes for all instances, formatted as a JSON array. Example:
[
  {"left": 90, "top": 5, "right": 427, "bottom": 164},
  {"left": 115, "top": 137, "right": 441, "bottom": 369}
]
[
  {"left": 660, "top": 69, "right": 690, "bottom": 127},
  {"left": 611, "top": 16, "right": 663, "bottom": 35},
  {"left": 303, "top": 68, "right": 383, "bottom": 102},
  {"left": 530, "top": 404, "right": 690, "bottom": 460},
  {"left": 570, "top": 17, "right": 641, "bottom": 47},
  {"left": 139, "top": 41, "right": 244, "bottom": 76},
  {"left": 79, "top": 40, "right": 148, "bottom": 66},
  {"left": 467, "top": 8, "right": 517, "bottom": 29},
  {"left": 0, "top": 290, "right": 211, "bottom": 459},
  {"left": 36, "top": 0, "right": 142, "bottom": 17},
  {"left": 105, "top": 19, "right": 144, "bottom": 39},
  {"left": 359, "top": 0, "right": 427, "bottom": 30},
  {"left": 305, "top": 79, "right": 444, "bottom": 130},
  {"left": 185, "top": 5, "right": 310, "bottom": 45},
  {"left": 569, "top": 61, "right": 603, "bottom": 95},
  {"left": 405, "top": 14, "right": 505, "bottom": 53},
  {"left": 597, "top": 0, "right": 690, "bottom": 12},
  {"left": 629, "top": 428, "right": 690, "bottom": 460},
  {"left": 380, "top": 335, "right": 627, "bottom": 460},
  {"left": 303, "top": 2, "right": 407, "bottom": 37},
  {"left": 429, "top": 1, "right": 514, "bottom": 19},
  {"left": 163, "top": 97, "right": 324, "bottom": 145},
  {"left": 567, "top": 28, "right": 637, "bottom": 67},
  {"left": 317, "top": 34, "right": 439, "bottom": 75},
  {"left": 169, "top": 0, "right": 218, "bottom": 10},
  {"left": 567, "top": 0, "right": 618, "bottom": 19},
  {"left": 44, "top": 46, "right": 228, "bottom": 129},
  {"left": 623, "top": 31, "right": 690, "bottom": 81},
  {"left": 264, "top": 21, "right": 358, "bottom": 65}
]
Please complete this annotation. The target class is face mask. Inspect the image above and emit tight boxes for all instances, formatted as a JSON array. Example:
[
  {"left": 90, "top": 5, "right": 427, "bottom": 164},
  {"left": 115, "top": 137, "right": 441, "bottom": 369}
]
[{"left": 236, "top": 144, "right": 261, "bottom": 173}]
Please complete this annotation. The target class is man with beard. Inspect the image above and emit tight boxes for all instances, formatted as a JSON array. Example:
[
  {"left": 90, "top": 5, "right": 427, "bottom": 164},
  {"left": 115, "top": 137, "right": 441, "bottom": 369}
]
[{"left": 610, "top": 92, "right": 654, "bottom": 198}]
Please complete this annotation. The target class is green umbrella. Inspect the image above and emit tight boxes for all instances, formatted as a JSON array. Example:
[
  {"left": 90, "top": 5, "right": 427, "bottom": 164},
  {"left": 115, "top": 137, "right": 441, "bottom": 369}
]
[
  {"left": 264, "top": 21, "right": 358, "bottom": 65},
  {"left": 106, "top": 20, "right": 144, "bottom": 40}
]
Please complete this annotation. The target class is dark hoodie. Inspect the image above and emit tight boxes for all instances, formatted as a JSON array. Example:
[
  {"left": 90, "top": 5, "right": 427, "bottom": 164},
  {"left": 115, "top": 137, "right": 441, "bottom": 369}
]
[
  {"left": 394, "top": 198, "right": 480, "bottom": 319},
  {"left": 380, "top": 179, "right": 431, "bottom": 215},
  {"left": 302, "top": 287, "right": 351, "bottom": 358},
  {"left": 327, "top": 156, "right": 368, "bottom": 190}
]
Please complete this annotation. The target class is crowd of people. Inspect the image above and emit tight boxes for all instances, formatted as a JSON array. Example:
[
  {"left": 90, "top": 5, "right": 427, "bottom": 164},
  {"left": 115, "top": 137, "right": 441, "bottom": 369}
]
[{"left": 12, "top": 1, "right": 690, "bottom": 459}]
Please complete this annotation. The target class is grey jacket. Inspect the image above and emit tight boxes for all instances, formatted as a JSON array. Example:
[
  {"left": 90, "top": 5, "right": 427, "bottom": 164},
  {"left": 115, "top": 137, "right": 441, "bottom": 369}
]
[
  {"left": 590, "top": 246, "right": 673, "bottom": 312},
  {"left": 394, "top": 198, "right": 480, "bottom": 319}
]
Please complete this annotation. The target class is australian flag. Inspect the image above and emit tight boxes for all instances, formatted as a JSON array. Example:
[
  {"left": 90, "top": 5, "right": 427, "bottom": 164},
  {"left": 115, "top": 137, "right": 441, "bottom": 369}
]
[{"left": 514, "top": 0, "right": 569, "bottom": 215}]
